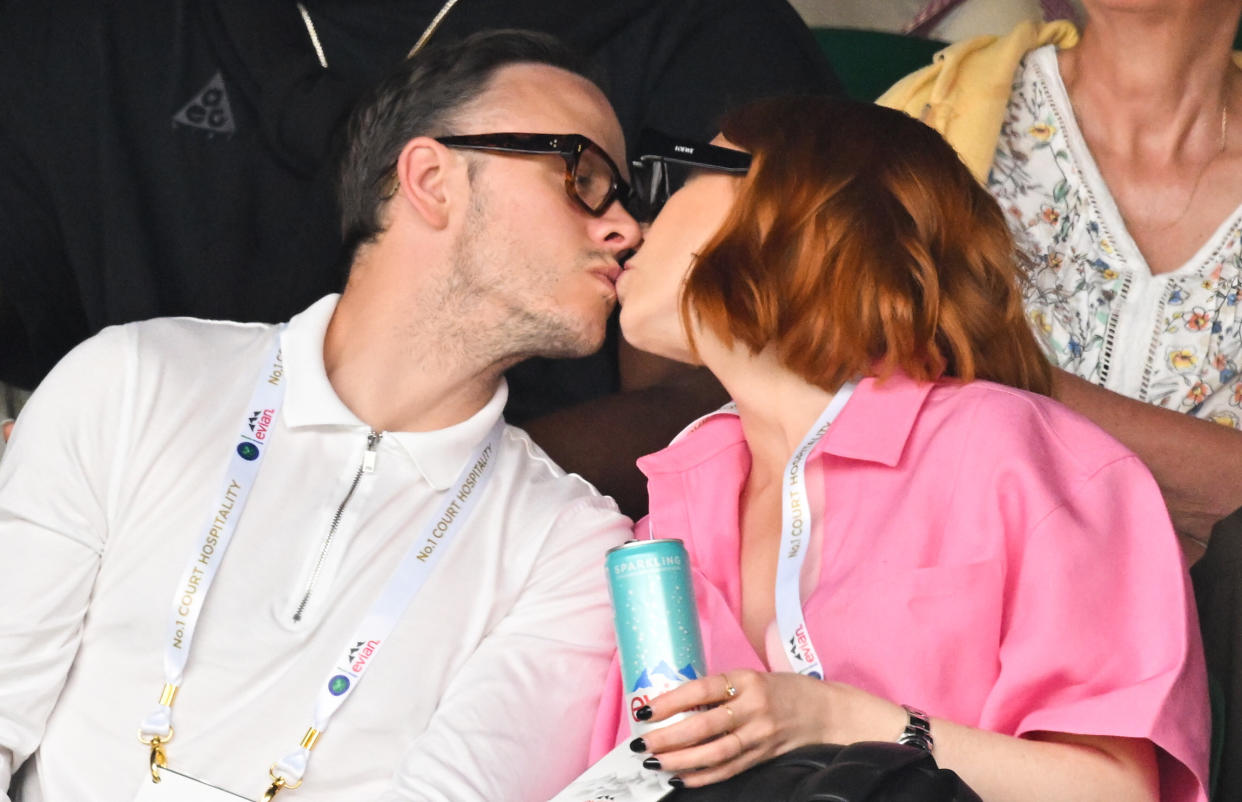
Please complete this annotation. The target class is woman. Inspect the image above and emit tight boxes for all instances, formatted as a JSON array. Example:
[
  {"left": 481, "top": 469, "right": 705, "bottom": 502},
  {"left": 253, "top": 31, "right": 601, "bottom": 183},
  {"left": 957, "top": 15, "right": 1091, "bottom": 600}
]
[
  {"left": 879, "top": 3, "right": 1242, "bottom": 555},
  {"left": 591, "top": 97, "right": 1209, "bottom": 801}
]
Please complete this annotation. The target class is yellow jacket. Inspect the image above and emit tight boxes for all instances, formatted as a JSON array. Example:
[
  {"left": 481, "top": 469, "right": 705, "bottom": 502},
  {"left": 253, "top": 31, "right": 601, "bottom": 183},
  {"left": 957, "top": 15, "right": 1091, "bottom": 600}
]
[
  {"left": 876, "top": 20, "right": 1078, "bottom": 182},
  {"left": 878, "top": 20, "right": 1242, "bottom": 183}
]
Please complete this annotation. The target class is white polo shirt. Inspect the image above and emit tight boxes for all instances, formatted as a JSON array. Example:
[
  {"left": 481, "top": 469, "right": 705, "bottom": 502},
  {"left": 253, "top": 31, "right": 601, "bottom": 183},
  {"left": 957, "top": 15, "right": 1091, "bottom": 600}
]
[{"left": 0, "top": 295, "right": 630, "bottom": 802}]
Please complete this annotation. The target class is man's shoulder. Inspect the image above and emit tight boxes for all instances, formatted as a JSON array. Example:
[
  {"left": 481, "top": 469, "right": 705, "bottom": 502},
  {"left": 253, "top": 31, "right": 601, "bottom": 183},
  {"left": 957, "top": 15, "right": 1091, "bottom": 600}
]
[
  {"left": 497, "top": 425, "right": 618, "bottom": 500},
  {"left": 37, "top": 316, "right": 280, "bottom": 416},
  {"left": 483, "top": 425, "right": 630, "bottom": 597},
  {"left": 493, "top": 424, "right": 628, "bottom": 523},
  {"left": 119, "top": 314, "right": 276, "bottom": 363},
  {"left": 38, "top": 315, "right": 271, "bottom": 385}
]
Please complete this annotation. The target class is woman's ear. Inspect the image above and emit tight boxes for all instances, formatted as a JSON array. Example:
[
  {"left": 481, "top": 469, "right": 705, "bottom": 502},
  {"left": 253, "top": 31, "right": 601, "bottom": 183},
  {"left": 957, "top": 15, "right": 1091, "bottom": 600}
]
[{"left": 390, "top": 137, "right": 458, "bottom": 230}]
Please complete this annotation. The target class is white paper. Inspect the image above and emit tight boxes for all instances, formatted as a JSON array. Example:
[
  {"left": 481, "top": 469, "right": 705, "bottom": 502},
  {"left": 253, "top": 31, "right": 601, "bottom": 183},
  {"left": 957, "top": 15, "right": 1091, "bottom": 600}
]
[
  {"left": 547, "top": 740, "right": 676, "bottom": 802},
  {"left": 132, "top": 765, "right": 254, "bottom": 802}
]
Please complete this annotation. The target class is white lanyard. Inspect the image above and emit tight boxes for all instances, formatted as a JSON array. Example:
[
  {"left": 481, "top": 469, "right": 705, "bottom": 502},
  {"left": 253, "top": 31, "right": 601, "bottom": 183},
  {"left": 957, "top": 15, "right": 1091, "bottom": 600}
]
[
  {"left": 664, "top": 383, "right": 857, "bottom": 678},
  {"left": 774, "top": 383, "right": 855, "bottom": 678},
  {"left": 140, "top": 336, "right": 287, "bottom": 741},
  {"left": 139, "top": 334, "right": 505, "bottom": 796}
]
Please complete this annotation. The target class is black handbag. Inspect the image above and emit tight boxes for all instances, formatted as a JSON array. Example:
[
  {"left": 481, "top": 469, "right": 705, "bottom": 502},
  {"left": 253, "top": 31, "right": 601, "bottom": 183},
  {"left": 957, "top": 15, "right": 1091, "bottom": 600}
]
[{"left": 666, "top": 742, "right": 981, "bottom": 802}]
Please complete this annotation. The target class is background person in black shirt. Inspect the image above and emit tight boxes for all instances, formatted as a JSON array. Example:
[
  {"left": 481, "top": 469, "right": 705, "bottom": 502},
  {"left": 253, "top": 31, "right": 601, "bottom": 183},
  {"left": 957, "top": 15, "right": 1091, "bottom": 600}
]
[{"left": 0, "top": 0, "right": 839, "bottom": 513}]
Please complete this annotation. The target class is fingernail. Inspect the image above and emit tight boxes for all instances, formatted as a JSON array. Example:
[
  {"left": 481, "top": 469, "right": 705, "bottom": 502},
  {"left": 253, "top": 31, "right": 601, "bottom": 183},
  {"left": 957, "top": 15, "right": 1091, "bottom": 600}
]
[
  {"left": 669, "top": 777, "right": 685, "bottom": 788},
  {"left": 642, "top": 756, "right": 662, "bottom": 770},
  {"left": 635, "top": 705, "right": 653, "bottom": 721},
  {"left": 629, "top": 737, "right": 646, "bottom": 753}
]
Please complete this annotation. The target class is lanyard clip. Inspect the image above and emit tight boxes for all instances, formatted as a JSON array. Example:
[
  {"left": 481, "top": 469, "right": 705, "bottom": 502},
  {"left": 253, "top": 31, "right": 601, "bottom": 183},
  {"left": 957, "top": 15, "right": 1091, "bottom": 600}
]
[
  {"left": 264, "top": 726, "right": 317, "bottom": 799},
  {"left": 138, "top": 728, "right": 173, "bottom": 783},
  {"left": 261, "top": 776, "right": 286, "bottom": 802},
  {"left": 138, "top": 682, "right": 180, "bottom": 782},
  {"left": 262, "top": 766, "right": 304, "bottom": 801}
]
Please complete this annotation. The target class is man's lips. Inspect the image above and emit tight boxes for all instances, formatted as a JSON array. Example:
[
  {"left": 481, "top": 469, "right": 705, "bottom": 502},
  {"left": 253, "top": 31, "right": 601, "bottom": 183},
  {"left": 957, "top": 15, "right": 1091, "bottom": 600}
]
[{"left": 589, "top": 263, "right": 622, "bottom": 289}]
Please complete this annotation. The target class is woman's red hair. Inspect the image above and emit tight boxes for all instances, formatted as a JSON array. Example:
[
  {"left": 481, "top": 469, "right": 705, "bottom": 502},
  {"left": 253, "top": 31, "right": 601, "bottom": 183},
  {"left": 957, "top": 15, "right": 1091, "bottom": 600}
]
[{"left": 682, "top": 96, "right": 1052, "bottom": 396}]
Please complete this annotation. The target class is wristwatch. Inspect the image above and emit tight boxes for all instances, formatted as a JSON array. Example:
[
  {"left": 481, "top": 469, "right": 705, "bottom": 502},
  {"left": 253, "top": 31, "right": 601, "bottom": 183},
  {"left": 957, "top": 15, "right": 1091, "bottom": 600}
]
[{"left": 897, "top": 704, "right": 934, "bottom": 752}]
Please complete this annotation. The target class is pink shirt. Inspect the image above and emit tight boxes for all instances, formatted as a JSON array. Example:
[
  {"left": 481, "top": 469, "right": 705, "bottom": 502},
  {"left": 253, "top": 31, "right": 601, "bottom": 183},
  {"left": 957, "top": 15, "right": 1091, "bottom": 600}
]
[{"left": 590, "top": 374, "right": 1209, "bottom": 802}]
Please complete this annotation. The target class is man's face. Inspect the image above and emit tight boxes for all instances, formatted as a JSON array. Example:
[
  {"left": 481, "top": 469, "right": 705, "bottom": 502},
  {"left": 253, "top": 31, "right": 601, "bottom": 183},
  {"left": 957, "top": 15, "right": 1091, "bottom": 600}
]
[{"left": 447, "top": 64, "right": 642, "bottom": 361}]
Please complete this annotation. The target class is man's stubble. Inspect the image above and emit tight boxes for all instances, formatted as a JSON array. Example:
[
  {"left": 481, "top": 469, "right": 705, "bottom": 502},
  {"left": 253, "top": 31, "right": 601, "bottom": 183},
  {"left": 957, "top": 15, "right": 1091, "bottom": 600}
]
[{"left": 424, "top": 183, "right": 610, "bottom": 371}]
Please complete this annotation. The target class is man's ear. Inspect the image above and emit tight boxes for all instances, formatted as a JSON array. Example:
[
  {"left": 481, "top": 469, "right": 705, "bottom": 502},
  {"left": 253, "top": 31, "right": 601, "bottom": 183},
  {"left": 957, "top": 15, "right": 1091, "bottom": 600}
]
[{"left": 392, "top": 137, "right": 460, "bottom": 230}]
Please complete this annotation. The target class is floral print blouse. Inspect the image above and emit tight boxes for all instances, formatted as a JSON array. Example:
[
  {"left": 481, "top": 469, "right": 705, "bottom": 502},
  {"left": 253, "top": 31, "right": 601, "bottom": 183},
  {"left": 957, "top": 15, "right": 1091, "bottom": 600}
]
[{"left": 988, "top": 45, "right": 1242, "bottom": 428}]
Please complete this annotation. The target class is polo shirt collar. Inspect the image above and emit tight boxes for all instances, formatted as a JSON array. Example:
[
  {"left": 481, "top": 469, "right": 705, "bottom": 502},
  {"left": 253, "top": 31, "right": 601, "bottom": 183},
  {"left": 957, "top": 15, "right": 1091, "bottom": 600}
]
[
  {"left": 281, "top": 294, "right": 363, "bottom": 430},
  {"left": 383, "top": 388, "right": 508, "bottom": 491},
  {"left": 279, "top": 294, "right": 509, "bottom": 491},
  {"left": 638, "top": 372, "right": 936, "bottom": 477}
]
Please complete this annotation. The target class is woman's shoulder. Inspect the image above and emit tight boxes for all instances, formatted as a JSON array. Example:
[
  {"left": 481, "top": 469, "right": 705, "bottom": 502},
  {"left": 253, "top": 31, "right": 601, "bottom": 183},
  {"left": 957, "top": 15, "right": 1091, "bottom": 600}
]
[
  {"left": 912, "top": 381, "right": 1175, "bottom": 569},
  {"left": 637, "top": 408, "right": 747, "bottom": 477},
  {"left": 922, "top": 379, "right": 1144, "bottom": 480}
]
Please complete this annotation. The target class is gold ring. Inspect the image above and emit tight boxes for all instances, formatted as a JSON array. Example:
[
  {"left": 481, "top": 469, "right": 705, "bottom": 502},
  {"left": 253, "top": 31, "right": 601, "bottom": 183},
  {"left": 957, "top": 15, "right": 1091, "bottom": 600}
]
[
  {"left": 721, "top": 674, "right": 738, "bottom": 699},
  {"left": 721, "top": 704, "right": 736, "bottom": 732}
]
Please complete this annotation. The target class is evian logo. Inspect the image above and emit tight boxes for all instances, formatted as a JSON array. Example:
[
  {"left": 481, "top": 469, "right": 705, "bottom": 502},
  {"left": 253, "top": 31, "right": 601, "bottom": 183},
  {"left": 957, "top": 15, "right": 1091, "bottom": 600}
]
[
  {"left": 788, "top": 624, "right": 818, "bottom": 668},
  {"left": 248, "top": 408, "right": 275, "bottom": 440},
  {"left": 627, "top": 660, "right": 699, "bottom": 722},
  {"left": 349, "top": 639, "right": 381, "bottom": 672}
]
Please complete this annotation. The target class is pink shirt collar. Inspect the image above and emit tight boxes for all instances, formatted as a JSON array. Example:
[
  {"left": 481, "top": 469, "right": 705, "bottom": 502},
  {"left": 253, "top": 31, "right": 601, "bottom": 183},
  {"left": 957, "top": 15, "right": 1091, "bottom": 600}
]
[{"left": 637, "top": 372, "right": 937, "bottom": 479}]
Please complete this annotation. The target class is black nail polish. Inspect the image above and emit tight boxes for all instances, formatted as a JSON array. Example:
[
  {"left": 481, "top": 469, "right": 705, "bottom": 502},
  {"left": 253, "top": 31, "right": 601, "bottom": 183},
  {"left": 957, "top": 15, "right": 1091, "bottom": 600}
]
[
  {"left": 642, "top": 757, "right": 662, "bottom": 770},
  {"left": 669, "top": 777, "right": 685, "bottom": 788},
  {"left": 629, "top": 737, "right": 646, "bottom": 753},
  {"left": 635, "top": 705, "right": 653, "bottom": 721}
]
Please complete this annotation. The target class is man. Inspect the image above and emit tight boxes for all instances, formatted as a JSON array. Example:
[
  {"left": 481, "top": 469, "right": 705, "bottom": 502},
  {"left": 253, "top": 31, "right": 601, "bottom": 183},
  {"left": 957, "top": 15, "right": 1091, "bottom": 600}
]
[
  {"left": 0, "top": 31, "right": 639, "bottom": 801},
  {"left": 0, "top": 0, "right": 840, "bottom": 515}
]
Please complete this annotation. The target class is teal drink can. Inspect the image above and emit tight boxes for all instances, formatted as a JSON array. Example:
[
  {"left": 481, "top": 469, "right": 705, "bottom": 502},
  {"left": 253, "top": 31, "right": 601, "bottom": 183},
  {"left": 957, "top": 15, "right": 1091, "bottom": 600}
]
[{"left": 605, "top": 539, "right": 707, "bottom": 735}]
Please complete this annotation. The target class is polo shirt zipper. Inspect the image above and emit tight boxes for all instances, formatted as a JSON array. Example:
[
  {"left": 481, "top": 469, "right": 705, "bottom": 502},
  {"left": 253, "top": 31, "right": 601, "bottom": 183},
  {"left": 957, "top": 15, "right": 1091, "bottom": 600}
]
[{"left": 292, "top": 430, "right": 383, "bottom": 622}]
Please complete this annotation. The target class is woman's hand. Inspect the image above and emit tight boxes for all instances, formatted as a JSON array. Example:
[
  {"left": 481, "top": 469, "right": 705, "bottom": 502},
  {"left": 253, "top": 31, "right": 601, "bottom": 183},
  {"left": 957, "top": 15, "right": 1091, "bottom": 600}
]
[{"left": 630, "top": 670, "right": 906, "bottom": 788}]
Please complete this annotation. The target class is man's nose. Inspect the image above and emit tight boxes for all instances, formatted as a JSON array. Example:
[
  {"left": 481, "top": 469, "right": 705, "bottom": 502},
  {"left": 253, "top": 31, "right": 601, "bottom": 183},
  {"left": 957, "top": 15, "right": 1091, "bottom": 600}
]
[{"left": 593, "top": 200, "right": 643, "bottom": 255}]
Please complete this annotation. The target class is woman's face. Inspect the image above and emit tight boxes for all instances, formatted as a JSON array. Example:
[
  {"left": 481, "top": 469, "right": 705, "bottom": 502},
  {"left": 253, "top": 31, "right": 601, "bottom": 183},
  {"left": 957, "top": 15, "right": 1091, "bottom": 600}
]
[{"left": 616, "top": 142, "right": 742, "bottom": 363}]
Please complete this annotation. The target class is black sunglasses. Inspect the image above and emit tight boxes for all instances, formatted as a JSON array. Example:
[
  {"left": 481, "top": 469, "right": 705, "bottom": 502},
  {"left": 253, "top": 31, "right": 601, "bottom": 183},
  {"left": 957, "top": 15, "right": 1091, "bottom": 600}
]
[
  {"left": 424, "top": 132, "right": 633, "bottom": 217},
  {"left": 630, "top": 130, "right": 752, "bottom": 220}
]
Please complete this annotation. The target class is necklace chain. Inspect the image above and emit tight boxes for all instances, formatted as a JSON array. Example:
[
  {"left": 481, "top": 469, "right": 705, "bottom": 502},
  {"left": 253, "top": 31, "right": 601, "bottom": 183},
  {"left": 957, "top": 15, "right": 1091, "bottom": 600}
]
[{"left": 1126, "top": 100, "right": 1229, "bottom": 232}]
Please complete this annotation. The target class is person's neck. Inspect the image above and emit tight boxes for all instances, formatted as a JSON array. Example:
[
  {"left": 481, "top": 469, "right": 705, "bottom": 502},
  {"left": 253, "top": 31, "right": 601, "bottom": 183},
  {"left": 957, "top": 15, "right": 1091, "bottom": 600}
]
[
  {"left": 703, "top": 341, "right": 843, "bottom": 483},
  {"left": 322, "top": 243, "right": 510, "bottom": 434},
  {"left": 1061, "top": 8, "right": 1239, "bottom": 161}
]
